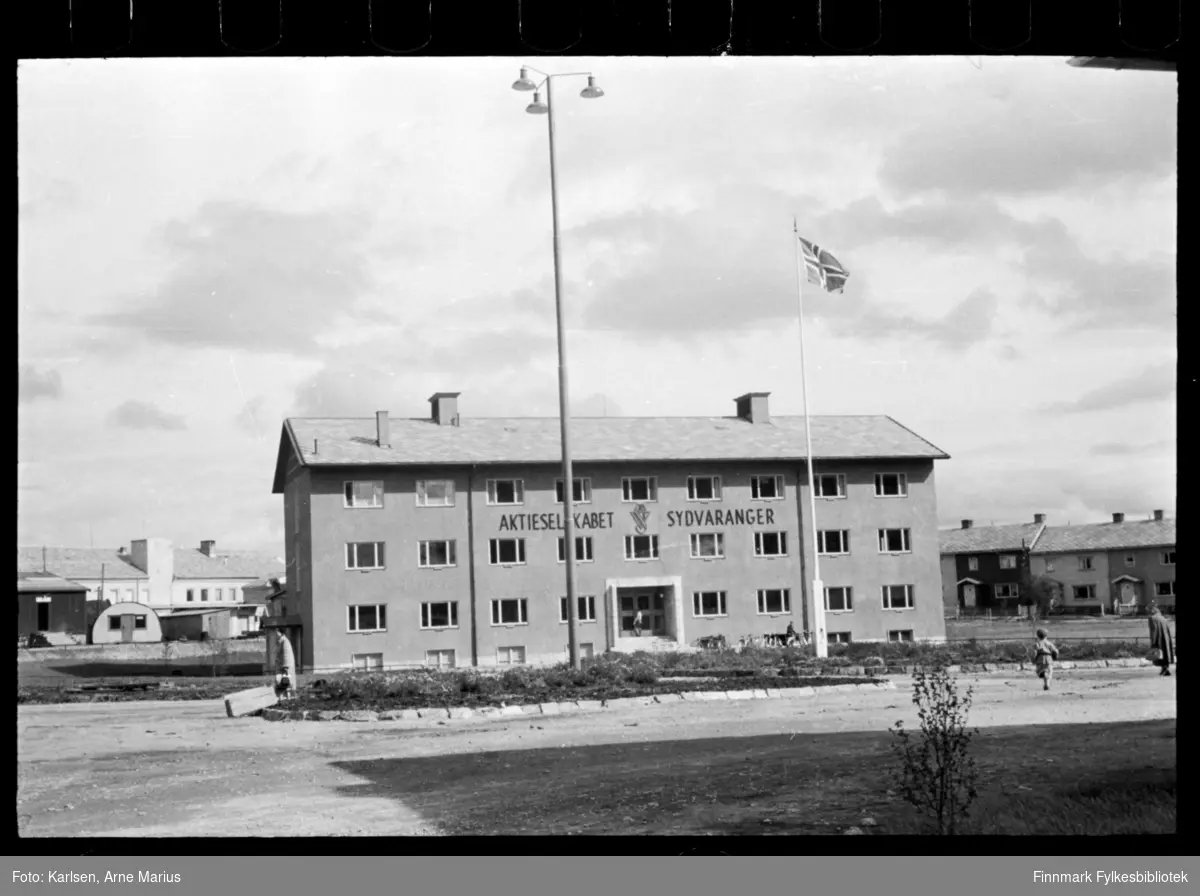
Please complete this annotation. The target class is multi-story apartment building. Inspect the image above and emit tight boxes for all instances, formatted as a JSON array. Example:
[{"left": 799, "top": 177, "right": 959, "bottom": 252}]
[
  {"left": 938, "top": 515, "right": 1047, "bottom": 613},
  {"left": 270, "top": 391, "right": 950, "bottom": 673},
  {"left": 1030, "top": 511, "right": 1175, "bottom": 614}
]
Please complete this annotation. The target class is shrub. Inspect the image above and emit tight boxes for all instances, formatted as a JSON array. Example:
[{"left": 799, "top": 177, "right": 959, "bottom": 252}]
[{"left": 889, "top": 668, "right": 981, "bottom": 835}]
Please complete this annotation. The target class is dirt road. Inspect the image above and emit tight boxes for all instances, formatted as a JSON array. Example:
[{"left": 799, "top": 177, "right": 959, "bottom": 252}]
[{"left": 18, "top": 668, "right": 1176, "bottom": 837}]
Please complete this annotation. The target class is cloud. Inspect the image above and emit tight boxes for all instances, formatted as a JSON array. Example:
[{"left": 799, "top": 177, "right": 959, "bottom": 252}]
[
  {"left": 1090, "top": 439, "right": 1173, "bottom": 457},
  {"left": 87, "top": 202, "right": 379, "bottom": 354},
  {"left": 878, "top": 76, "right": 1176, "bottom": 199},
  {"left": 1040, "top": 363, "right": 1175, "bottom": 415},
  {"left": 19, "top": 365, "right": 63, "bottom": 403},
  {"left": 830, "top": 287, "right": 1000, "bottom": 352},
  {"left": 108, "top": 400, "right": 188, "bottom": 431},
  {"left": 19, "top": 178, "right": 83, "bottom": 221},
  {"left": 234, "top": 396, "right": 268, "bottom": 438}
]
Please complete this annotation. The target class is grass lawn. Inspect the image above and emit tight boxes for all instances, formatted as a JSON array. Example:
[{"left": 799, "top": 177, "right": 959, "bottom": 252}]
[{"left": 330, "top": 719, "right": 1176, "bottom": 835}]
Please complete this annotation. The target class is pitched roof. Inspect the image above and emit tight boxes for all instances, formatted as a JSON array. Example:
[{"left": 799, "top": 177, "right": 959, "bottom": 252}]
[
  {"left": 17, "top": 573, "right": 88, "bottom": 594},
  {"left": 273, "top": 414, "right": 950, "bottom": 492},
  {"left": 939, "top": 522, "right": 1045, "bottom": 555},
  {"left": 1032, "top": 518, "right": 1176, "bottom": 554},
  {"left": 15, "top": 546, "right": 285, "bottom": 582}
]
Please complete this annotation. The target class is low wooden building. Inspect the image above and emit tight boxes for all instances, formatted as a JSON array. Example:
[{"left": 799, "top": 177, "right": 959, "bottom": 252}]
[{"left": 17, "top": 573, "right": 89, "bottom": 640}]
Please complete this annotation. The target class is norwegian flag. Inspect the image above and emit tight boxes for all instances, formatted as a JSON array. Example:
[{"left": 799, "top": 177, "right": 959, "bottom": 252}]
[{"left": 798, "top": 237, "right": 850, "bottom": 294}]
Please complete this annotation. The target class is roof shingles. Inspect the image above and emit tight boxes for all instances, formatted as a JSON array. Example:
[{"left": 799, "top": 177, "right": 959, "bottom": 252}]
[
  {"left": 16, "top": 546, "right": 284, "bottom": 581},
  {"left": 1032, "top": 519, "right": 1176, "bottom": 554},
  {"left": 939, "top": 523, "right": 1045, "bottom": 555}
]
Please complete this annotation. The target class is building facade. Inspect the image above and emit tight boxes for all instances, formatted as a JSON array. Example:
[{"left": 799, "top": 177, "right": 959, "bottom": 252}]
[
  {"left": 272, "top": 392, "right": 951, "bottom": 673},
  {"left": 1030, "top": 511, "right": 1175, "bottom": 614},
  {"left": 938, "top": 515, "right": 1047, "bottom": 614},
  {"left": 17, "top": 574, "right": 89, "bottom": 640}
]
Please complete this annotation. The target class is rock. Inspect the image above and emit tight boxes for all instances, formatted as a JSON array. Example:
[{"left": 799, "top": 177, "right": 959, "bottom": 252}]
[
  {"left": 336, "top": 710, "right": 378, "bottom": 722},
  {"left": 317, "top": 710, "right": 342, "bottom": 721},
  {"left": 860, "top": 817, "right": 877, "bottom": 827},
  {"left": 844, "top": 827, "right": 864, "bottom": 835}
]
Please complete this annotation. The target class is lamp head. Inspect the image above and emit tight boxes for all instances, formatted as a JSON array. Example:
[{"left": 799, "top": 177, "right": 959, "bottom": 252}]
[
  {"left": 580, "top": 76, "right": 604, "bottom": 99},
  {"left": 525, "top": 91, "right": 549, "bottom": 115},
  {"left": 511, "top": 67, "right": 537, "bottom": 92}
]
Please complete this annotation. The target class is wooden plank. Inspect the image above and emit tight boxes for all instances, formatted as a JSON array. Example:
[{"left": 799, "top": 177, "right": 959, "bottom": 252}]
[{"left": 224, "top": 685, "right": 278, "bottom": 719}]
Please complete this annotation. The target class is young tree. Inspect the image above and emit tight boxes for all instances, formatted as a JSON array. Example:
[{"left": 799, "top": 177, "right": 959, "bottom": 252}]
[{"left": 889, "top": 668, "right": 981, "bottom": 834}]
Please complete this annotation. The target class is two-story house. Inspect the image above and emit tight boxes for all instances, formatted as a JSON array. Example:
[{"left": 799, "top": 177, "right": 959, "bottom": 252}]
[
  {"left": 270, "top": 391, "right": 951, "bottom": 673},
  {"left": 939, "top": 515, "right": 1047, "bottom": 614},
  {"left": 1029, "top": 511, "right": 1175, "bottom": 614}
]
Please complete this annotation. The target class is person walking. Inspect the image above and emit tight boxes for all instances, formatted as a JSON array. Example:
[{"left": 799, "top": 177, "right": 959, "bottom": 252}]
[
  {"left": 785, "top": 621, "right": 798, "bottom": 646},
  {"left": 632, "top": 609, "right": 645, "bottom": 638},
  {"left": 1147, "top": 605, "right": 1175, "bottom": 677},
  {"left": 1033, "top": 628, "right": 1059, "bottom": 692}
]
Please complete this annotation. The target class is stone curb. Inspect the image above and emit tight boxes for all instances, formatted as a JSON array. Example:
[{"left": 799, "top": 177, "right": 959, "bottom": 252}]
[{"left": 257, "top": 680, "right": 893, "bottom": 723}]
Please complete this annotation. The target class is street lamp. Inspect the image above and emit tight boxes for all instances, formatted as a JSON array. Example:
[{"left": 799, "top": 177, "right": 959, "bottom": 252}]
[{"left": 511, "top": 65, "right": 605, "bottom": 671}]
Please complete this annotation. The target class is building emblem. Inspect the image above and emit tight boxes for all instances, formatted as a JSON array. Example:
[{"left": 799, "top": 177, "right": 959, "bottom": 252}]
[{"left": 630, "top": 503, "right": 651, "bottom": 534}]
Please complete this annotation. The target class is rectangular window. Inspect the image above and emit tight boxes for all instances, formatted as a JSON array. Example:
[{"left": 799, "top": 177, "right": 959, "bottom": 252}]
[
  {"left": 756, "top": 589, "right": 791, "bottom": 615},
  {"left": 687, "top": 475, "right": 722, "bottom": 501},
  {"left": 488, "top": 538, "right": 527, "bottom": 565},
  {"left": 1072, "top": 585, "right": 1097, "bottom": 601},
  {"left": 1161, "top": 551, "right": 1176, "bottom": 566},
  {"left": 201, "top": 589, "right": 209, "bottom": 602},
  {"left": 751, "top": 474, "right": 784, "bottom": 500},
  {"left": 621, "top": 477, "right": 658, "bottom": 502},
  {"left": 754, "top": 531, "right": 788, "bottom": 557},
  {"left": 624, "top": 535, "right": 660, "bottom": 560},
  {"left": 497, "top": 646, "right": 526, "bottom": 666},
  {"left": 555, "top": 477, "right": 593, "bottom": 504},
  {"left": 347, "top": 604, "right": 387, "bottom": 632},
  {"left": 888, "top": 630, "right": 914, "bottom": 643},
  {"left": 420, "top": 602, "right": 459, "bottom": 629},
  {"left": 491, "top": 598, "right": 529, "bottom": 626},
  {"left": 994, "top": 584, "right": 1019, "bottom": 600},
  {"left": 817, "top": 530, "right": 850, "bottom": 555},
  {"left": 416, "top": 479, "right": 455, "bottom": 507},
  {"left": 343, "top": 480, "right": 384, "bottom": 509},
  {"left": 123, "top": 588, "right": 133, "bottom": 602},
  {"left": 133, "top": 615, "right": 147, "bottom": 629},
  {"left": 418, "top": 540, "right": 457, "bottom": 568},
  {"left": 108, "top": 616, "right": 121, "bottom": 631},
  {"left": 874, "top": 472, "right": 908, "bottom": 497},
  {"left": 1046, "top": 560, "right": 1056, "bottom": 573},
  {"left": 878, "top": 529, "right": 912, "bottom": 553},
  {"left": 486, "top": 479, "right": 524, "bottom": 506},
  {"left": 827, "top": 631, "right": 851, "bottom": 645},
  {"left": 559, "top": 595, "right": 597, "bottom": 623},
  {"left": 1155, "top": 581, "right": 1176, "bottom": 597},
  {"left": 814, "top": 473, "right": 846, "bottom": 498},
  {"left": 999, "top": 555, "right": 1017, "bottom": 569},
  {"left": 186, "top": 589, "right": 195, "bottom": 603},
  {"left": 556, "top": 536, "right": 594, "bottom": 563},
  {"left": 1078, "top": 556, "right": 1094, "bottom": 571},
  {"left": 882, "top": 584, "right": 914, "bottom": 610},
  {"left": 108, "top": 589, "right": 118, "bottom": 602},
  {"left": 425, "top": 649, "right": 456, "bottom": 669},
  {"left": 352, "top": 653, "right": 383, "bottom": 672},
  {"left": 825, "top": 586, "right": 853, "bottom": 612},
  {"left": 689, "top": 532, "right": 725, "bottom": 559},
  {"left": 345, "top": 542, "right": 385, "bottom": 570},
  {"left": 692, "top": 591, "right": 728, "bottom": 617},
  {"left": 1125, "top": 554, "right": 1136, "bottom": 568},
  {"left": 967, "top": 556, "right": 979, "bottom": 571}
]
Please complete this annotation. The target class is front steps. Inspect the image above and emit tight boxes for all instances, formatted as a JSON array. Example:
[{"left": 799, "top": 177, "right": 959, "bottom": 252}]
[{"left": 610, "top": 636, "right": 699, "bottom": 655}]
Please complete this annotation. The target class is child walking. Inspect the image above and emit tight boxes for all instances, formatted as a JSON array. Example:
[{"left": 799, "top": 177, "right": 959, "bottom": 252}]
[{"left": 1033, "top": 628, "right": 1059, "bottom": 691}]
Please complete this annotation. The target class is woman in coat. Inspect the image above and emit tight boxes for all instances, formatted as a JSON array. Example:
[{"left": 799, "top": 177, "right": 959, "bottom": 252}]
[{"left": 1147, "top": 606, "right": 1175, "bottom": 677}]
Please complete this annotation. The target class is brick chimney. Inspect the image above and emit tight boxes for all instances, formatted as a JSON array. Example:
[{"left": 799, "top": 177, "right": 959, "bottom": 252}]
[
  {"left": 375, "top": 411, "right": 390, "bottom": 448},
  {"left": 429, "top": 392, "right": 461, "bottom": 426},
  {"left": 1033, "top": 513, "right": 1046, "bottom": 524},
  {"left": 1153, "top": 509, "right": 1164, "bottom": 521},
  {"left": 734, "top": 392, "right": 771, "bottom": 424},
  {"left": 961, "top": 520, "right": 973, "bottom": 529},
  {"left": 200, "top": 540, "right": 217, "bottom": 557},
  {"left": 1112, "top": 512, "right": 1125, "bottom": 524}
]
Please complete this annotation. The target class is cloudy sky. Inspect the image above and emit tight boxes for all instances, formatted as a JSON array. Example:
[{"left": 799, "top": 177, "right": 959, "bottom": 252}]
[{"left": 18, "top": 56, "right": 1176, "bottom": 553}]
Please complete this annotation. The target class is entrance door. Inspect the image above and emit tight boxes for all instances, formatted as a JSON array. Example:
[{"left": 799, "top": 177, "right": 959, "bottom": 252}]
[
  {"left": 962, "top": 584, "right": 977, "bottom": 609},
  {"left": 619, "top": 589, "right": 668, "bottom": 637},
  {"left": 1121, "top": 581, "right": 1138, "bottom": 613},
  {"left": 36, "top": 602, "right": 50, "bottom": 632},
  {"left": 120, "top": 614, "right": 135, "bottom": 643}
]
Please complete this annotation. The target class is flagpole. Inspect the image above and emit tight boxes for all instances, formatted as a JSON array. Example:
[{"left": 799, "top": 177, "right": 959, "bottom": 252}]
[{"left": 793, "top": 218, "right": 828, "bottom": 658}]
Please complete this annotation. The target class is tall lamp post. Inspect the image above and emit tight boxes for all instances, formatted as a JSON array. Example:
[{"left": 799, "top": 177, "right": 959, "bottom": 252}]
[{"left": 511, "top": 65, "right": 605, "bottom": 671}]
